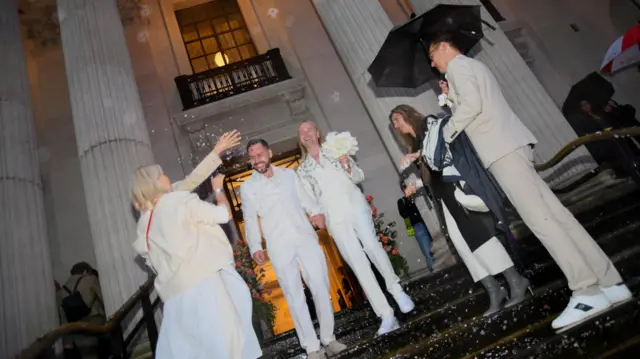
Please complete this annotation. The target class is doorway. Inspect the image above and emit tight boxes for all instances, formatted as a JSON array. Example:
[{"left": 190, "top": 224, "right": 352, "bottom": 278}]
[{"left": 223, "top": 150, "right": 361, "bottom": 335}]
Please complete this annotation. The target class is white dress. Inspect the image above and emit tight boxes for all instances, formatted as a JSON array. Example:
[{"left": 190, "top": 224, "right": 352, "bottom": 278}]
[{"left": 156, "top": 267, "right": 261, "bottom": 359}]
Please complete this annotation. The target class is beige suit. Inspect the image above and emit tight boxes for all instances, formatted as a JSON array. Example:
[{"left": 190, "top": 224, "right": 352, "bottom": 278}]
[{"left": 443, "top": 55, "right": 621, "bottom": 296}]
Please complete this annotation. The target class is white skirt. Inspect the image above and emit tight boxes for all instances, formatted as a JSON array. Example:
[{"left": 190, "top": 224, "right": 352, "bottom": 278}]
[{"left": 156, "top": 266, "right": 262, "bottom": 359}]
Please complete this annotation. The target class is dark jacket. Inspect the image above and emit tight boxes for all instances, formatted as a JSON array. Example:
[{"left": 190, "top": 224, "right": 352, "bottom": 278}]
[{"left": 397, "top": 197, "right": 424, "bottom": 226}]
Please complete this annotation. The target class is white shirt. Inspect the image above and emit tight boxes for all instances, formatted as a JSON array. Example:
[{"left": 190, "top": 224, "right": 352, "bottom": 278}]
[
  {"left": 297, "top": 152, "right": 368, "bottom": 225},
  {"left": 240, "top": 166, "right": 323, "bottom": 261}
]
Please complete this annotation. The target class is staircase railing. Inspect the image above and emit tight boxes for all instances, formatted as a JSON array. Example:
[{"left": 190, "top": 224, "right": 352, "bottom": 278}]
[
  {"left": 16, "top": 277, "right": 160, "bottom": 359},
  {"left": 15, "top": 127, "right": 640, "bottom": 359}
]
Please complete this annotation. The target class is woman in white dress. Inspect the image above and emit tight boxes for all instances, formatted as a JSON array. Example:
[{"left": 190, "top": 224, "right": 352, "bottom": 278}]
[
  {"left": 296, "top": 121, "right": 415, "bottom": 336},
  {"left": 130, "top": 131, "right": 262, "bottom": 359}
]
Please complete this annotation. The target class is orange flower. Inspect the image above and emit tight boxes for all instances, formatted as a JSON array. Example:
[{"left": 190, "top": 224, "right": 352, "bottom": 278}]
[
  {"left": 392, "top": 248, "right": 399, "bottom": 255},
  {"left": 366, "top": 195, "right": 374, "bottom": 202},
  {"left": 371, "top": 206, "right": 378, "bottom": 217},
  {"left": 235, "top": 261, "right": 242, "bottom": 268},
  {"left": 382, "top": 237, "right": 389, "bottom": 244}
]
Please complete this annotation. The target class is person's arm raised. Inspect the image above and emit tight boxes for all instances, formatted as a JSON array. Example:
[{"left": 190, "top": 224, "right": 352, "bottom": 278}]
[{"left": 172, "top": 130, "right": 241, "bottom": 191}]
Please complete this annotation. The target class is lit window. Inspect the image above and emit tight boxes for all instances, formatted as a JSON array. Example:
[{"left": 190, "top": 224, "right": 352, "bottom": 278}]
[{"left": 175, "top": 0, "right": 258, "bottom": 73}]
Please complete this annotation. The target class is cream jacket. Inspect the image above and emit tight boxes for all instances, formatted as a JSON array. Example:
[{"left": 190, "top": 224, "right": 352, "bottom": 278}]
[
  {"left": 442, "top": 55, "right": 538, "bottom": 167},
  {"left": 133, "top": 151, "right": 233, "bottom": 301}
]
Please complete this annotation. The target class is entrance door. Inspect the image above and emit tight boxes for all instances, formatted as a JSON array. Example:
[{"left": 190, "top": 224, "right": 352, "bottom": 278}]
[{"left": 224, "top": 152, "right": 356, "bottom": 335}]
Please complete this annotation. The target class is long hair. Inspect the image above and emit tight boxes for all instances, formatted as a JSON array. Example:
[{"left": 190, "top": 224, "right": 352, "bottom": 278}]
[
  {"left": 297, "top": 120, "right": 325, "bottom": 160},
  {"left": 389, "top": 104, "right": 426, "bottom": 152},
  {"left": 130, "top": 164, "right": 168, "bottom": 212}
]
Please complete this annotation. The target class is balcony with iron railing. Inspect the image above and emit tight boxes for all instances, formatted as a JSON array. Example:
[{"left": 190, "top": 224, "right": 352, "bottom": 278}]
[{"left": 174, "top": 48, "right": 295, "bottom": 111}]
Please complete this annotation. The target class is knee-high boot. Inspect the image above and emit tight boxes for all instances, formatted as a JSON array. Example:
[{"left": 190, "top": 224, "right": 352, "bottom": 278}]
[
  {"left": 480, "top": 276, "right": 508, "bottom": 316},
  {"left": 503, "top": 266, "right": 530, "bottom": 308}
]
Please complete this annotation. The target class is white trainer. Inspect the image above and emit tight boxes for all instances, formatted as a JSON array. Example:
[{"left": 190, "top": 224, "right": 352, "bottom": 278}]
[
  {"left": 377, "top": 315, "right": 400, "bottom": 336},
  {"left": 600, "top": 283, "right": 633, "bottom": 305},
  {"left": 551, "top": 293, "right": 612, "bottom": 331},
  {"left": 307, "top": 350, "right": 324, "bottom": 359},
  {"left": 392, "top": 290, "right": 415, "bottom": 313}
]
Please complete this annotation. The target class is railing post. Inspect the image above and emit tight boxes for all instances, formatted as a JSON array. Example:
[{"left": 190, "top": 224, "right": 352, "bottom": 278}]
[
  {"left": 174, "top": 75, "right": 196, "bottom": 110},
  {"left": 141, "top": 295, "right": 159, "bottom": 357},
  {"left": 110, "top": 325, "right": 127, "bottom": 359},
  {"left": 266, "top": 48, "right": 291, "bottom": 81}
]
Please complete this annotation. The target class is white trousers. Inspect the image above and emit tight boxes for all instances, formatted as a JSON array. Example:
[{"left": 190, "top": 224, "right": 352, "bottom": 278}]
[
  {"left": 328, "top": 209, "right": 401, "bottom": 318},
  {"left": 442, "top": 202, "right": 514, "bottom": 282},
  {"left": 156, "top": 267, "right": 261, "bottom": 359},
  {"left": 271, "top": 241, "right": 335, "bottom": 353}
]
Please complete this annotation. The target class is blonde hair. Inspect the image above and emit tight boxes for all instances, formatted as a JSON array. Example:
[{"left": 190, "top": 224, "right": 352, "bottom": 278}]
[
  {"left": 131, "top": 164, "right": 168, "bottom": 212},
  {"left": 389, "top": 104, "right": 426, "bottom": 152},
  {"left": 297, "top": 120, "right": 325, "bottom": 160}
]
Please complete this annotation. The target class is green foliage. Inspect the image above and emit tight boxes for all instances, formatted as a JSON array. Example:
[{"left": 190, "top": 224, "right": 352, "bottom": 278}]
[
  {"left": 366, "top": 196, "right": 410, "bottom": 278},
  {"left": 233, "top": 239, "right": 277, "bottom": 330}
]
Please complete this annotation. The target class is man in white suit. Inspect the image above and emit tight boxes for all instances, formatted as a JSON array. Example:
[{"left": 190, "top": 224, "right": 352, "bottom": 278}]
[
  {"left": 240, "top": 139, "right": 347, "bottom": 358},
  {"left": 427, "top": 33, "right": 631, "bottom": 331}
]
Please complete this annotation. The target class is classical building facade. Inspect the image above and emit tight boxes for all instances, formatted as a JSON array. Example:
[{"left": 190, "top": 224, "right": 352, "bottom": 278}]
[{"left": 1, "top": 0, "right": 638, "bottom": 356}]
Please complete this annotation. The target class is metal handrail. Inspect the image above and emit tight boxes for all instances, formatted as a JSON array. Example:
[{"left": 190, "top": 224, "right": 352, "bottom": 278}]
[
  {"left": 16, "top": 278, "right": 157, "bottom": 359},
  {"left": 534, "top": 126, "right": 640, "bottom": 171}
]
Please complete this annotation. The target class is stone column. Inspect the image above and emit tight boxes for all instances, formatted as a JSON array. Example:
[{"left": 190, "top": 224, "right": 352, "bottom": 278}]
[
  {"left": 312, "top": 0, "right": 444, "bottom": 168},
  {"left": 57, "top": 0, "right": 155, "bottom": 314},
  {"left": 0, "top": 2, "right": 57, "bottom": 357},
  {"left": 312, "top": 0, "right": 457, "bottom": 272},
  {"left": 409, "top": 0, "right": 595, "bottom": 182}
]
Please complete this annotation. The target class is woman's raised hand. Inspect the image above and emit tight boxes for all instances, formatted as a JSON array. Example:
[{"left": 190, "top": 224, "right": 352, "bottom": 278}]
[
  {"left": 213, "top": 130, "right": 241, "bottom": 155},
  {"left": 400, "top": 152, "right": 420, "bottom": 168}
]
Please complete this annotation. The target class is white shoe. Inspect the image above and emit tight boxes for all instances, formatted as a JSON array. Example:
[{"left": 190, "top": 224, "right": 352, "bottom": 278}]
[
  {"left": 392, "top": 290, "right": 415, "bottom": 313},
  {"left": 377, "top": 315, "right": 400, "bottom": 335},
  {"left": 324, "top": 341, "right": 347, "bottom": 356},
  {"left": 551, "top": 293, "right": 612, "bottom": 330},
  {"left": 307, "top": 350, "right": 324, "bottom": 359},
  {"left": 600, "top": 283, "right": 633, "bottom": 305}
]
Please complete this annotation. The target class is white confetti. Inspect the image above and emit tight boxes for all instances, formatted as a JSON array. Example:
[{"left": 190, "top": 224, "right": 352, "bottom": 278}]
[
  {"left": 53, "top": 9, "right": 66, "bottom": 24},
  {"left": 140, "top": 4, "right": 152, "bottom": 17},
  {"left": 285, "top": 15, "right": 295, "bottom": 27},
  {"left": 331, "top": 91, "right": 341, "bottom": 103},
  {"left": 267, "top": 8, "right": 279, "bottom": 18},
  {"left": 137, "top": 29, "right": 149, "bottom": 43}
]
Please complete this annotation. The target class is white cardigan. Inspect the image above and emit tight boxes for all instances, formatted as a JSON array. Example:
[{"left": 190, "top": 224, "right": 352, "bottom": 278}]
[{"left": 134, "top": 191, "right": 233, "bottom": 301}]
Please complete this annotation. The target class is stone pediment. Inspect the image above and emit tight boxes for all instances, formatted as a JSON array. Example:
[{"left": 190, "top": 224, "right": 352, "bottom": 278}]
[{"left": 19, "top": 0, "right": 148, "bottom": 49}]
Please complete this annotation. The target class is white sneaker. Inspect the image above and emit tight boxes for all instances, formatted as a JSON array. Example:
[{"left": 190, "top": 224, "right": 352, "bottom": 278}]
[
  {"left": 600, "top": 283, "right": 633, "bottom": 304},
  {"left": 307, "top": 350, "right": 324, "bottom": 359},
  {"left": 324, "top": 341, "right": 347, "bottom": 356},
  {"left": 377, "top": 315, "right": 400, "bottom": 335},
  {"left": 392, "top": 290, "right": 415, "bottom": 313},
  {"left": 551, "top": 293, "right": 612, "bottom": 330}
]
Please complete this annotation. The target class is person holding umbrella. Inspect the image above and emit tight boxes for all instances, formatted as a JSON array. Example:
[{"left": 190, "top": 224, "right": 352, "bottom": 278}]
[{"left": 427, "top": 32, "right": 632, "bottom": 331}]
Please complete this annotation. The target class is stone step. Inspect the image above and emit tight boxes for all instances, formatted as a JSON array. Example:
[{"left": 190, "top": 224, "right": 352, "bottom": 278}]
[
  {"left": 260, "top": 232, "right": 640, "bottom": 358},
  {"left": 597, "top": 334, "right": 640, "bottom": 359},
  {"left": 263, "top": 214, "right": 640, "bottom": 357},
  {"left": 462, "top": 296, "right": 640, "bottom": 358},
  {"left": 329, "top": 246, "right": 640, "bottom": 359}
]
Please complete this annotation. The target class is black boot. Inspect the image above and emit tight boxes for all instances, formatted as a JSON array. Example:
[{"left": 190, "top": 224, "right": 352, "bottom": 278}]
[
  {"left": 503, "top": 266, "right": 530, "bottom": 308},
  {"left": 480, "top": 276, "right": 507, "bottom": 316}
]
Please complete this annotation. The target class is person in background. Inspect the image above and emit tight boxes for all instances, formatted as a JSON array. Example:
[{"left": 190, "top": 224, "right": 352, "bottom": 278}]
[
  {"left": 131, "top": 131, "right": 261, "bottom": 359},
  {"left": 59, "top": 262, "right": 107, "bottom": 359},
  {"left": 428, "top": 33, "right": 631, "bottom": 330},
  {"left": 397, "top": 182, "right": 434, "bottom": 273},
  {"left": 241, "top": 139, "right": 347, "bottom": 359}
]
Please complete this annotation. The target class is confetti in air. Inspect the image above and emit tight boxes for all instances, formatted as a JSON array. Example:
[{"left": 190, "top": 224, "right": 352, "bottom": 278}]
[
  {"left": 285, "top": 16, "right": 295, "bottom": 28},
  {"left": 331, "top": 91, "right": 341, "bottom": 103},
  {"left": 140, "top": 4, "right": 152, "bottom": 17},
  {"left": 137, "top": 29, "right": 149, "bottom": 43},
  {"left": 267, "top": 8, "right": 279, "bottom": 19}
]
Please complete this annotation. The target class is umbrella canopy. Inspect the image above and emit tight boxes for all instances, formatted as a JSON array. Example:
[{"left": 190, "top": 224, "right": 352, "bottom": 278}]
[
  {"left": 368, "top": 5, "right": 487, "bottom": 89},
  {"left": 600, "top": 24, "right": 640, "bottom": 73},
  {"left": 561, "top": 72, "right": 615, "bottom": 117}
]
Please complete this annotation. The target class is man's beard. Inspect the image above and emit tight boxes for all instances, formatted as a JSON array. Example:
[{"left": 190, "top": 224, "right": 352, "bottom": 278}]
[{"left": 254, "top": 160, "right": 271, "bottom": 174}]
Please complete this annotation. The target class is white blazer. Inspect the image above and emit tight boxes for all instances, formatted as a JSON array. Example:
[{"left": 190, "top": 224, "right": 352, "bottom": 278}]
[{"left": 442, "top": 55, "right": 538, "bottom": 167}]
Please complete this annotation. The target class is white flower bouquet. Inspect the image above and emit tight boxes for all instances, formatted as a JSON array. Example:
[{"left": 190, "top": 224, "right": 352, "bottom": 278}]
[
  {"left": 438, "top": 93, "right": 454, "bottom": 108},
  {"left": 322, "top": 131, "right": 359, "bottom": 158}
]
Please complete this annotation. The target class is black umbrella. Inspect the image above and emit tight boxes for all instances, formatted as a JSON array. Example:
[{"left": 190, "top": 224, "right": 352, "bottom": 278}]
[
  {"left": 369, "top": 5, "right": 494, "bottom": 89},
  {"left": 561, "top": 72, "right": 615, "bottom": 117}
]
